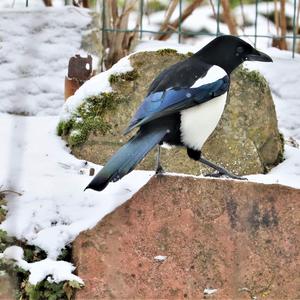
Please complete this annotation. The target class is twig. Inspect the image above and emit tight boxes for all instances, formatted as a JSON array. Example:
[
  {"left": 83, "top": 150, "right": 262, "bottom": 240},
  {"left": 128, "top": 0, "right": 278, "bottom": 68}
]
[
  {"left": 157, "top": 0, "right": 204, "bottom": 41},
  {"left": 209, "top": 0, "right": 217, "bottom": 20},
  {"left": 239, "top": 0, "right": 247, "bottom": 31},
  {"left": 220, "top": 0, "right": 238, "bottom": 35},
  {"left": 274, "top": 0, "right": 279, "bottom": 36},
  {"left": 157, "top": 0, "right": 179, "bottom": 35},
  {"left": 0, "top": 190, "right": 22, "bottom": 196},
  {"left": 279, "top": 0, "right": 288, "bottom": 49},
  {"left": 296, "top": 0, "right": 300, "bottom": 38}
]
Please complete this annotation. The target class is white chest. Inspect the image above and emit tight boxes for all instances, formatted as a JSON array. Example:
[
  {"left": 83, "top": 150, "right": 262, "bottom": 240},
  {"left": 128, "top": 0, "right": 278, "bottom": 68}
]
[{"left": 180, "top": 93, "right": 227, "bottom": 150}]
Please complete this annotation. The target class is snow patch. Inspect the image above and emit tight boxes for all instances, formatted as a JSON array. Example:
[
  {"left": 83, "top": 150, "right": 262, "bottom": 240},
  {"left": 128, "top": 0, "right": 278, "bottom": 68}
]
[
  {"left": 204, "top": 288, "right": 218, "bottom": 295},
  {"left": 0, "top": 246, "right": 83, "bottom": 285},
  {"left": 154, "top": 255, "right": 167, "bottom": 261},
  {"left": 0, "top": 6, "right": 92, "bottom": 116}
]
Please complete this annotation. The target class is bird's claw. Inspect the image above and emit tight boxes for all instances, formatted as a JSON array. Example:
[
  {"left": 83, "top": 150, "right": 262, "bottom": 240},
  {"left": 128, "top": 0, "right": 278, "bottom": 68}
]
[{"left": 155, "top": 165, "right": 165, "bottom": 175}]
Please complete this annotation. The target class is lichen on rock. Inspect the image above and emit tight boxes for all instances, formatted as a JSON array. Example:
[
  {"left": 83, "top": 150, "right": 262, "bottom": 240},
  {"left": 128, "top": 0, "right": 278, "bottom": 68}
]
[{"left": 58, "top": 49, "right": 283, "bottom": 176}]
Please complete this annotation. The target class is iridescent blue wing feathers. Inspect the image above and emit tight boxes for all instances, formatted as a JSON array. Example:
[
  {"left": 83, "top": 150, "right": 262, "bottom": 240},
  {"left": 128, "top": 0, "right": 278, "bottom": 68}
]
[{"left": 124, "top": 75, "right": 229, "bottom": 135}]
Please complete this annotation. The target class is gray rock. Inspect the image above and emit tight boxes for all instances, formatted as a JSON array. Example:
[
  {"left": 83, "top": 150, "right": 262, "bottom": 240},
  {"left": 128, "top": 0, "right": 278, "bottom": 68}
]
[{"left": 58, "top": 50, "right": 283, "bottom": 175}]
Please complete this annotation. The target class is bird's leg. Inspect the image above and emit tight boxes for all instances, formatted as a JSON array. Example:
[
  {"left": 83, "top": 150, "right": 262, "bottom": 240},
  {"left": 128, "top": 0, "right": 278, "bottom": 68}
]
[
  {"left": 186, "top": 148, "right": 246, "bottom": 180},
  {"left": 155, "top": 145, "right": 165, "bottom": 175},
  {"left": 198, "top": 155, "right": 246, "bottom": 180}
]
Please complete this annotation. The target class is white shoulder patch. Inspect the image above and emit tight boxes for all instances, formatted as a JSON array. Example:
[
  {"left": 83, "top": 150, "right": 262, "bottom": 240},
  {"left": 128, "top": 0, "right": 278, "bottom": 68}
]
[{"left": 191, "top": 65, "right": 227, "bottom": 88}]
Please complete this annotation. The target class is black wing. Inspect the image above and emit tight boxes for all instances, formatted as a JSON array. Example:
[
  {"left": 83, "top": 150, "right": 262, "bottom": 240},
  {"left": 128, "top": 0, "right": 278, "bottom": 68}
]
[{"left": 147, "top": 57, "right": 211, "bottom": 95}]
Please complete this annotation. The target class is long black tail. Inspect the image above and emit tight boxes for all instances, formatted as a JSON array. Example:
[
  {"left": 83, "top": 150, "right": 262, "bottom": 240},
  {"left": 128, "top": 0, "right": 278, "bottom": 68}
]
[{"left": 85, "top": 126, "right": 168, "bottom": 191}]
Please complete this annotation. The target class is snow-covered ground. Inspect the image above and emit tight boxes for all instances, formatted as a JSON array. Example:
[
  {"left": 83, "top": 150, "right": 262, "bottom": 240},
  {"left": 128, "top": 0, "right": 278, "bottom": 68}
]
[
  {"left": 0, "top": 5, "right": 91, "bottom": 115},
  {"left": 0, "top": 0, "right": 65, "bottom": 9},
  {"left": 0, "top": 3, "right": 300, "bottom": 287}
]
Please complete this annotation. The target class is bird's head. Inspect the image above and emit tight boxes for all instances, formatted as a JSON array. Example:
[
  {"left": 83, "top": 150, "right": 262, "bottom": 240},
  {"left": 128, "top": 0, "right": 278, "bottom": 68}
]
[{"left": 196, "top": 35, "right": 273, "bottom": 74}]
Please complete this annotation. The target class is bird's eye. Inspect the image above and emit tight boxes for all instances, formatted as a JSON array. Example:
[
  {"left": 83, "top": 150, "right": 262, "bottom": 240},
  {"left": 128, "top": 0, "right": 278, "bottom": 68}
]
[{"left": 236, "top": 46, "right": 244, "bottom": 53}]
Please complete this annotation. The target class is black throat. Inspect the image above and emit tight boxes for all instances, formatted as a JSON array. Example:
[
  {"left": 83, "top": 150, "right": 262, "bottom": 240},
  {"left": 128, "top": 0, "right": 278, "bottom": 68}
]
[{"left": 193, "top": 43, "right": 241, "bottom": 74}]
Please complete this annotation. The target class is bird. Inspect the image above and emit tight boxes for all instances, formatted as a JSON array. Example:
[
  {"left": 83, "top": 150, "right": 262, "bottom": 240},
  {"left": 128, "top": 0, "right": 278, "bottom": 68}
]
[{"left": 85, "top": 35, "right": 272, "bottom": 192}]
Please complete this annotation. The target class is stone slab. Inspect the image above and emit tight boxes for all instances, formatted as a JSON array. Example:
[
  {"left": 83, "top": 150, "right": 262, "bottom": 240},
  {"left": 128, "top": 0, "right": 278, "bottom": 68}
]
[{"left": 73, "top": 176, "right": 300, "bottom": 299}]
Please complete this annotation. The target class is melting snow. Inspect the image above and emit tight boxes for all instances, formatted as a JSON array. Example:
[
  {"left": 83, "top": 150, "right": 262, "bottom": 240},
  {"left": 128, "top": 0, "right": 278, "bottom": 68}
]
[{"left": 154, "top": 255, "right": 167, "bottom": 261}]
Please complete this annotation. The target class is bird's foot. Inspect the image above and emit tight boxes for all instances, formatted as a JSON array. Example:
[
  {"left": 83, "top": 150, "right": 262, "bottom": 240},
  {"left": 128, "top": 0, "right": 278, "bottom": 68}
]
[
  {"left": 155, "top": 164, "right": 165, "bottom": 175},
  {"left": 204, "top": 171, "right": 247, "bottom": 181}
]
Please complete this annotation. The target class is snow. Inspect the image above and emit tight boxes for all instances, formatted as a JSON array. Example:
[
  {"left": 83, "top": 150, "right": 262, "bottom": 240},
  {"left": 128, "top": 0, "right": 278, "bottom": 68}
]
[
  {"left": 204, "top": 288, "right": 218, "bottom": 295},
  {"left": 0, "top": 113, "right": 152, "bottom": 283},
  {"left": 0, "top": 6, "right": 91, "bottom": 116},
  {"left": 245, "top": 48, "right": 300, "bottom": 140},
  {"left": 0, "top": 115, "right": 153, "bottom": 256},
  {"left": 248, "top": 145, "right": 300, "bottom": 187},
  {"left": 0, "top": 0, "right": 65, "bottom": 9},
  {"left": 0, "top": 246, "right": 83, "bottom": 285},
  {"left": 0, "top": 2, "right": 300, "bottom": 287},
  {"left": 154, "top": 255, "right": 167, "bottom": 261}
]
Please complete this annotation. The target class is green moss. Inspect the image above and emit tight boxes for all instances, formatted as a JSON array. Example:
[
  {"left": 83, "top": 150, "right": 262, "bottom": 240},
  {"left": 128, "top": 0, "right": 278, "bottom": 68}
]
[
  {"left": 57, "top": 92, "right": 129, "bottom": 146},
  {"left": 0, "top": 194, "right": 13, "bottom": 252},
  {"left": 186, "top": 51, "right": 194, "bottom": 57},
  {"left": 276, "top": 132, "right": 285, "bottom": 164},
  {"left": 0, "top": 203, "right": 6, "bottom": 224},
  {"left": 109, "top": 69, "right": 139, "bottom": 84},
  {"left": 155, "top": 49, "right": 188, "bottom": 61},
  {"left": 56, "top": 121, "right": 65, "bottom": 136},
  {"left": 156, "top": 48, "right": 179, "bottom": 56},
  {"left": 238, "top": 67, "right": 268, "bottom": 89},
  {"left": 68, "top": 129, "right": 87, "bottom": 147},
  {"left": 57, "top": 119, "right": 75, "bottom": 137}
]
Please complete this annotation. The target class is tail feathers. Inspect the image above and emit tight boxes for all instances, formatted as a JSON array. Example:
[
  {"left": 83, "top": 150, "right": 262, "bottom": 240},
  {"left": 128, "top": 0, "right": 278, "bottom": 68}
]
[{"left": 85, "top": 127, "right": 168, "bottom": 192}]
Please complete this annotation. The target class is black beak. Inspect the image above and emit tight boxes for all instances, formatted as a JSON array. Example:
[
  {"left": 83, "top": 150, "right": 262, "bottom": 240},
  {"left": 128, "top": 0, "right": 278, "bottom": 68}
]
[{"left": 246, "top": 49, "right": 273, "bottom": 62}]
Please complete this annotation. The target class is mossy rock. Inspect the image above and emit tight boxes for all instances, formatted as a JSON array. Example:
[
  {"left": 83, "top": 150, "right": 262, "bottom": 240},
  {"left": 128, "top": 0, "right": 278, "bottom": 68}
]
[{"left": 58, "top": 50, "right": 283, "bottom": 175}]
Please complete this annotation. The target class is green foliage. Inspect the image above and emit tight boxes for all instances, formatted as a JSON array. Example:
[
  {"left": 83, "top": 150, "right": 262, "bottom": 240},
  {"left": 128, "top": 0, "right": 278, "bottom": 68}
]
[
  {"left": 0, "top": 230, "right": 15, "bottom": 253},
  {"left": 57, "top": 92, "right": 128, "bottom": 146},
  {"left": 21, "top": 277, "right": 83, "bottom": 300},
  {"left": 0, "top": 244, "right": 80, "bottom": 300},
  {"left": 63, "top": 280, "right": 83, "bottom": 300}
]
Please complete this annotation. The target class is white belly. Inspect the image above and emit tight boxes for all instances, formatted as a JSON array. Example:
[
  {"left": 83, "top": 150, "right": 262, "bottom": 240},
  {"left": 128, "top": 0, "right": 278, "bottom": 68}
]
[{"left": 180, "top": 93, "right": 227, "bottom": 150}]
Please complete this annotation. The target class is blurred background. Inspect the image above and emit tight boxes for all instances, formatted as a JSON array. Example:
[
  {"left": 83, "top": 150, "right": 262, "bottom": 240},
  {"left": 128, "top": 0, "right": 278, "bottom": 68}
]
[{"left": 2, "top": 0, "right": 299, "bottom": 68}]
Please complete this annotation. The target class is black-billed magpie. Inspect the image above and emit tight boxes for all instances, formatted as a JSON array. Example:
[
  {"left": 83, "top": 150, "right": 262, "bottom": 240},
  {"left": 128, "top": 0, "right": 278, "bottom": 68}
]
[{"left": 86, "top": 35, "right": 272, "bottom": 192}]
